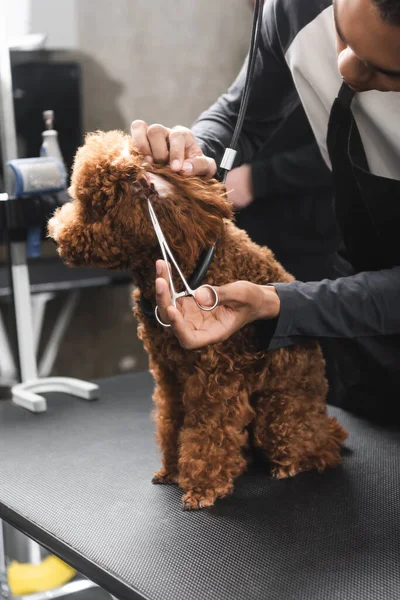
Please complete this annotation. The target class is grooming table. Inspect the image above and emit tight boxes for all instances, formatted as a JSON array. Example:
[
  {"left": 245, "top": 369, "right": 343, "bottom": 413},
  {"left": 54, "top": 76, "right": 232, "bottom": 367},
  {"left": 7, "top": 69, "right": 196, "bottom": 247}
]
[{"left": 0, "top": 371, "right": 399, "bottom": 600}]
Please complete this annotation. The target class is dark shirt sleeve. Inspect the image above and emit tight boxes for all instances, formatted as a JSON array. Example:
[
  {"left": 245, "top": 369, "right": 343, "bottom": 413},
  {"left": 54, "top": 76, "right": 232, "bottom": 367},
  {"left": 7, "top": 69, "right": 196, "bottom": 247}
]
[
  {"left": 264, "top": 267, "right": 400, "bottom": 349},
  {"left": 251, "top": 142, "right": 332, "bottom": 199},
  {"left": 191, "top": 2, "right": 298, "bottom": 169}
]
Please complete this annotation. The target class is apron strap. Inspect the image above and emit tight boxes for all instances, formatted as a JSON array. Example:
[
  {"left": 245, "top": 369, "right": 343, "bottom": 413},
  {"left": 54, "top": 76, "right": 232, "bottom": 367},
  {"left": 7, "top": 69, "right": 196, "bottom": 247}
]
[
  {"left": 327, "top": 82, "right": 383, "bottom": 271},
  {"left": 337, "top": 81, "right": 355, "bottom": 105}
]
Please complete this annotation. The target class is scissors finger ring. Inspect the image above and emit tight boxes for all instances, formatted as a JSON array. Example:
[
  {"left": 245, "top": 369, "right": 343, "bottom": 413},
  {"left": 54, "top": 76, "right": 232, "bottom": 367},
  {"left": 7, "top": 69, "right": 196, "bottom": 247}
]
[
  {"left": 155, "top": 306, "right": 172, "bottom": 328},
  {"left": 194, "top": 284, "right": 219, "bottom": 311}
]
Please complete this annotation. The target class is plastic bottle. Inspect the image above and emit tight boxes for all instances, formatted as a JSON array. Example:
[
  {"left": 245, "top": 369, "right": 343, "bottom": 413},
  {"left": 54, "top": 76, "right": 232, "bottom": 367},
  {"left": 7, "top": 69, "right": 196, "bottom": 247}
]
[{"left": 40, "top": 110, "right": 64, "bottom": 166}]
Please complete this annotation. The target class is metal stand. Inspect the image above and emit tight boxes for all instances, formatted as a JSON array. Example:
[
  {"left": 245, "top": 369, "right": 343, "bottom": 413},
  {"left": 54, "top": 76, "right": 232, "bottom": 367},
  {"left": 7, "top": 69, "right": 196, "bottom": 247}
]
[
  {"left": 0, "top": 13, "right": 100, "bottom": 414},
  {"left": 0, "top": 307, "right": 16, "bottom": 386},
  {"left": 0, "top": 522, "right": 10, "bottom": 600},
  {"left": 0, "top": 291, "right": 82, "bottom": 387},
  {"left": 16, "top": 579, "right": 99, "bottom": 600},
  {"left": 38, "top": 291, "right": 80, "bottom": 377},
  {"left": 6, "top": 231, "right": 99, "bottom": 413},
  {"left": 0, "top": 11, "right": 102, "bottom": 600},
  {"left": 12, "top": 377, "right": 99, "bottom": 413}
]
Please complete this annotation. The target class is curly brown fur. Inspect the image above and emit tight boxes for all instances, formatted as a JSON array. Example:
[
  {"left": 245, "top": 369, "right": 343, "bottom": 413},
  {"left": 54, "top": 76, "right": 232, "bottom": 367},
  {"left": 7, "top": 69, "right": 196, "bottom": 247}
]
[{"left": 48, "top": 130, "right": 348, "bottom": 510}]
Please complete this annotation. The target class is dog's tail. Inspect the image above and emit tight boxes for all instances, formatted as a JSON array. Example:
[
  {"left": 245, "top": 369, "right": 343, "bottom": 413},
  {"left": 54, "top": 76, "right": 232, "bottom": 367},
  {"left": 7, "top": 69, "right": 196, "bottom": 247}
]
[
  {"left": 328, "top": 416, "right": 348, "bottom": 446},
  {"left": 311, "top": 417, "right": 348, "bottom": 473}
]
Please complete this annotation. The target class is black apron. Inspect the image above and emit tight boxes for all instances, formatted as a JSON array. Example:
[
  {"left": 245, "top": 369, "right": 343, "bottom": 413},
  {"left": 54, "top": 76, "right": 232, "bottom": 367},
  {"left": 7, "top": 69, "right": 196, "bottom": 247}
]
[{"left": 323, "top": 82, "right": 400, "bottom": 424}]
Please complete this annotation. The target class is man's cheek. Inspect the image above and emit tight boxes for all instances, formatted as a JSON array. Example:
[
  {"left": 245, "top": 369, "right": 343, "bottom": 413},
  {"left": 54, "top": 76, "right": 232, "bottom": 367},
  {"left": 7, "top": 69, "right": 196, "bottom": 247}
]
[{"left": 335, "top": 35, "right": 346, "bottom": 55}]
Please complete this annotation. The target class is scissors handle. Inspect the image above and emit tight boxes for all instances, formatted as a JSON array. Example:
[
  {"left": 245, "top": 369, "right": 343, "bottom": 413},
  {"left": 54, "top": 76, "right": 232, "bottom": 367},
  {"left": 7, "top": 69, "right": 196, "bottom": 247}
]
[
  {"left": 193, "top": 284, "right": 219, "bottom": 311},
  {"left": 155, "top": 305, "right": 171, "bottom": 328},
  {"left": 174, "top": 284, "right": 218, "bottom": 311},
  {"left": 155, "top": 284, "right": 219, "bottom": 328}
]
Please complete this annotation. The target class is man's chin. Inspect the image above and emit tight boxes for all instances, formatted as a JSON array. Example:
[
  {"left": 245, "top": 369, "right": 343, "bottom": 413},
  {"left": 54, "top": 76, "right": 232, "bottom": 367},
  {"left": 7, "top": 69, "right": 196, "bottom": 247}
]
[{"left": 344, "top": 82, "right": 389, "bottom": 93}]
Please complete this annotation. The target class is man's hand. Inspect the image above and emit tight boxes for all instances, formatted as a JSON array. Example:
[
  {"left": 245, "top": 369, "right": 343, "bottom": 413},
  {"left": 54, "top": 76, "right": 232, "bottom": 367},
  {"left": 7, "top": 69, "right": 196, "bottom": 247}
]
[
  {"left": 131, "top": 120, "right": 217, "bottom": 179},
  {"left": 225, "top": 164, "right": 254, "bottom": 209},
  {"left": 155, "top": 260, "right": 280, "bottom": 349}
]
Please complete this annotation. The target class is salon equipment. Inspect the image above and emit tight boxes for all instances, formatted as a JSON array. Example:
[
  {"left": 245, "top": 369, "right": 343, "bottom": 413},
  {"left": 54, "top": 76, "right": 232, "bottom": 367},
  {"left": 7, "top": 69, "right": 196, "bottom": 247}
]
[
  {"left": 11, "top": 55, "right": 82, "bottom": 175},
  {"left": 148, "top": 199, "right": 219, "bottom": 327},
  {"left": 1, "top": 187, "right": 100, "bottom": 414},
  {"left": 0, "top": 13, "right": 99, "bottom": 414},
  {"left": 40, "top": 110, "right": 65, "bottom": 165},
  {"left": 7, "top": 157, "right": 66, "bottom": 198},
  {"left": 219, "top": 0, "right": 264, "bottom": 183},
  {"left": 1, "top": 188, "right": 100, "bottom": 413},
  {"left": 169, "top": 0, "right": 263, "bottom": 297}
]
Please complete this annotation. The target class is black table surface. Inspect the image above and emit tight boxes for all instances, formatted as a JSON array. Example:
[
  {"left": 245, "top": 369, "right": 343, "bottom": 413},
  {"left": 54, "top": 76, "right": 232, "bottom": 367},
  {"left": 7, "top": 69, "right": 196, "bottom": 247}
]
[{"left": 0, "top": 371, "right": 399, "bottom": 600}]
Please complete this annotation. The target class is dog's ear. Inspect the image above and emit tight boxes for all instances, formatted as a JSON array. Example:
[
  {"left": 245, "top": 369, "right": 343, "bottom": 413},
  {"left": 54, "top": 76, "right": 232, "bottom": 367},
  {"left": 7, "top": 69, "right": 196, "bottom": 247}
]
[
  {"left": 68, "top": 130, "right": 141, "bottom": 219},
  {"left": 47, "top": 201, "right": 124, "bottom": 268},
  {"left": 48, "top": 130, "right": 143, "bottom": 268}
]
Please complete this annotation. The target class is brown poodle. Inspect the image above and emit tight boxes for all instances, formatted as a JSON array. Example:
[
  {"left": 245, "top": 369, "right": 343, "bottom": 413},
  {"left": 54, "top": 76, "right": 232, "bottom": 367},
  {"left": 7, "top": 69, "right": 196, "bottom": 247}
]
[{"left": 48, "top": 130, "right": 347, "bottom": 510}]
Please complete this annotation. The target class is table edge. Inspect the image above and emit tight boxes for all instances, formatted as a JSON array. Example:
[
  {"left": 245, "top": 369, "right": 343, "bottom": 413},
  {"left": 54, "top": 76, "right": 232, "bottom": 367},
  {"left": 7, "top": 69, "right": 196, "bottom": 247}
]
[{"left": 0, "top": 502, "right": 149, "bottom": 600}]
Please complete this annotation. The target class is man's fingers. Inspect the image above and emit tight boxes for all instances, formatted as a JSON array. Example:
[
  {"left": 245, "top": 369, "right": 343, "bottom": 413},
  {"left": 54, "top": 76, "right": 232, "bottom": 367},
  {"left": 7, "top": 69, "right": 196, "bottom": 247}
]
[
  {"left": 155, "top": 259, "right": 173, "bottom": 324},
  {"left": 156, "top": 259, "right": 172, "bottom": 284},
  {"left": 131, "top": 120, "right": 152, "bottom": 162},
  {"left": 184, "top": 155, "right": 217, "bottom": 179},
  {"left": 167, "top": 306, "right": 200, "bottom": 349},
  {"left": 131, "top": 121, "right": 216, "bottom": 177},
  {"left": 169, "top": 127, "right": 212, "bottom": 174},
  {"left": 147, "top": 123, "right": 171, "bottom": 163},
  {"left": 155, "top": 277, "right": 173, "bottom": 325},
  {"left": 169, "top": 127, "right": 189, "bottom": 172}
]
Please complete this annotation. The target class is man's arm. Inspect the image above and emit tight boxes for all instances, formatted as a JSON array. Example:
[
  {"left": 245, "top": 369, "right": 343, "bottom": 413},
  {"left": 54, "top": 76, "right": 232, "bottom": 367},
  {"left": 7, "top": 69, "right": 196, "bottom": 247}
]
[
  {"left": 153, "top": 261, "right": 400, "bottom": 351},
  {"left": 192, "top": 1, "right": 297, "bottom": 168},
  {"left": 131, "top": 0, "right": 331, "bottom": 178},
  {"left": 264, "top": 267, "right": 400, "bottom": 349}
]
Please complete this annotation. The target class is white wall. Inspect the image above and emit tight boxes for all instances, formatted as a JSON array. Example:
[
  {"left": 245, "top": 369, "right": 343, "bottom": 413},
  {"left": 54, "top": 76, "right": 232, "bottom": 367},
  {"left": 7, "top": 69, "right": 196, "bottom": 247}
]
[
  {"left": 75, "top": 0, "right": 252, "bottom": 130},
  {"left": 4, "top": 0, "right": 31, "bottom": 39},
  {"left": 30, "top": 0, "right": 78, "bottom": 49},
  {"left": 4, "top": 0, "right": 78, "bottom": 48},
  {"left": 4, "top": 0, "right": 251, "bottom": 132}
]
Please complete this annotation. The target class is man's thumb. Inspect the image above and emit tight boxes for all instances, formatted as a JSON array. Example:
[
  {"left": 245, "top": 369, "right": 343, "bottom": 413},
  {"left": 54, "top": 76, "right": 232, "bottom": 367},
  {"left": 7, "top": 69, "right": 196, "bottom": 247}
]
[
  {"left": 195, "top": 286, "right": 217, "bottom": 307},
  {"left": 195, "top": 283, "right": 236, "bottom": 308}
]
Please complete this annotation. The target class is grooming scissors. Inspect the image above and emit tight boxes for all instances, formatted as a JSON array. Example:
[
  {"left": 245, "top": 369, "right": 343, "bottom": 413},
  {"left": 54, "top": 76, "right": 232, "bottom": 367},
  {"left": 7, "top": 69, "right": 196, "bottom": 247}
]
[{"left": 148, "top": 199, "right": 219, "bottom": 328}]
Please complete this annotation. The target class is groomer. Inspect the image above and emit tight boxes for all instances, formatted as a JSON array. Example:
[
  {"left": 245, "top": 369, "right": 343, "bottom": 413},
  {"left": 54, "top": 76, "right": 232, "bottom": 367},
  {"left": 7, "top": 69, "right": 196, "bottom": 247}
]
[{"left": 131, "top": 0, "right": 400, "bottom": 423}]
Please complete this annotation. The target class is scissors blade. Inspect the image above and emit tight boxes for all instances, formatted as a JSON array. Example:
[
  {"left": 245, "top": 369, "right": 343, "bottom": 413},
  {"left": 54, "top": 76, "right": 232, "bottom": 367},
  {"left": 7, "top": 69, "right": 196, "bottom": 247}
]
[
  {"left": 147, "top": 199, "right": 192, "bottom": 298},
  {"left": 148, "top": 200, "right": 166, "bottom": 245},
  {"left": 148, "top": 199, "right": 171, "bottom": 267}
]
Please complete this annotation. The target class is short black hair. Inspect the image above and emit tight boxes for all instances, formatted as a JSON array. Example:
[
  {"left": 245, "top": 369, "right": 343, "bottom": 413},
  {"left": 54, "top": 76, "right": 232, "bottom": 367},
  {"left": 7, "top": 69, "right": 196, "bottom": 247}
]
[{"left": 372, "top": 0, "right": 400, "bottom": 25}]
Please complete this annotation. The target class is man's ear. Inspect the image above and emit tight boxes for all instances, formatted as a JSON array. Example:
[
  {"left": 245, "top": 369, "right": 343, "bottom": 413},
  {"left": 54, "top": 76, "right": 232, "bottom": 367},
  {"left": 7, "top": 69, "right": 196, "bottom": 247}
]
[{"left": 47, "top": 201, "right": 123, "bottom": 268}]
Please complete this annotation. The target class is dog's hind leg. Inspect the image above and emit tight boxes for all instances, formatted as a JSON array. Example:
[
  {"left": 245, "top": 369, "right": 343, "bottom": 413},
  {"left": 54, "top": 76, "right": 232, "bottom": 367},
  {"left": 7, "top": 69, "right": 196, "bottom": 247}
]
[
  {"left": 252, "top": 346, "right": 347, "bottom": 479},
  {"left": 253, "top": 386, "right": 348, "bottom": 479}
]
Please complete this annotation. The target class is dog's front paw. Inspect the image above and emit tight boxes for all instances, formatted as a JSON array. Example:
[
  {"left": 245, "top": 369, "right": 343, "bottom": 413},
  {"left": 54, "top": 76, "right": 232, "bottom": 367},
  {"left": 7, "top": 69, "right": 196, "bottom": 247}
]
[
  {"left": 271, "top": 464, "right": 299, "bottom": 479},
  {"left": 181, "top": 489, "right": 217, "bottom": 510},
  {"left": 152, "top": 468, "right": 178, "bottom": 485}
]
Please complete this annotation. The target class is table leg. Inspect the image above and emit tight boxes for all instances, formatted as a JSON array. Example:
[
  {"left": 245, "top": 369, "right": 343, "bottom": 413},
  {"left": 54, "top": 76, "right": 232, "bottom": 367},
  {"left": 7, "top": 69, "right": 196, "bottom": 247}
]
[{"left": 0, "top": 521, "right": 10, "bottom": 600}]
